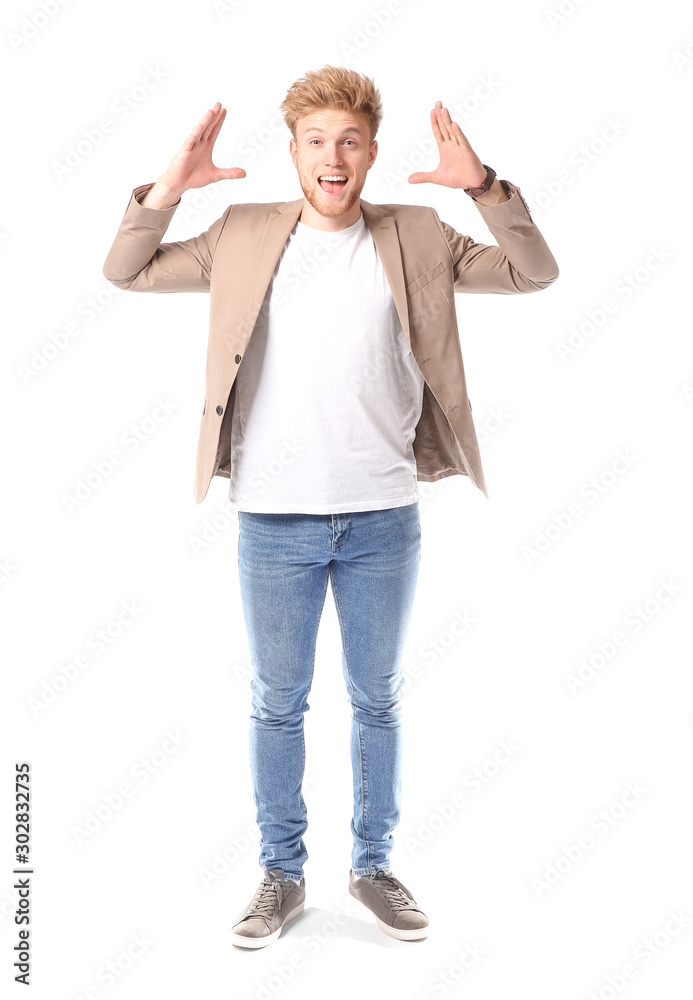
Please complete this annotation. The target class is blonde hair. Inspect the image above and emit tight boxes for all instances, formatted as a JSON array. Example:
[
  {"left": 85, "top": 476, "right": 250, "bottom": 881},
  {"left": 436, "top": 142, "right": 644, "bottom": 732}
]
[{"left": 280, "top": 64, "right": 383, "bottom": 143}]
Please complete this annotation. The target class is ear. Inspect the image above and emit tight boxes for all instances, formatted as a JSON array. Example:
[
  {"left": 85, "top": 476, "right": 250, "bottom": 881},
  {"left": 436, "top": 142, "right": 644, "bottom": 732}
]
[
  {"left": 289, "top": 137, "right": 297, "bottom": 168},
  {"left": 368, "top": 139, "right": 378, "bottom": 170}
]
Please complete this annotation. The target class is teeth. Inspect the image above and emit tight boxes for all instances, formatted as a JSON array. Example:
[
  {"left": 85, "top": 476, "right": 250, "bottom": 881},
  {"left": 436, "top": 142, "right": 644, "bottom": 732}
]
[{"left": 319, "top": 176, "right": 347, "bottom": 181}]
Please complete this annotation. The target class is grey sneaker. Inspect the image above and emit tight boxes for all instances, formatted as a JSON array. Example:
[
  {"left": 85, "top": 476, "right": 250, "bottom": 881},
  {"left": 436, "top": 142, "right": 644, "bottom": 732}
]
[
  {"left": 349, "top": 868, "right": 429, "bottom": 940},
  {"left": 231, "top": 866, "right": 306, "bottom": 949}
]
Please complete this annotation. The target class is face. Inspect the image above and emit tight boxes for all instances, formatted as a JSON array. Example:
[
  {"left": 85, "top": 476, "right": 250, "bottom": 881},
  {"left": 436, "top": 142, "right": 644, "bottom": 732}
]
[{"left": 290, "top": 107, "right": 378, "bottom": 222}]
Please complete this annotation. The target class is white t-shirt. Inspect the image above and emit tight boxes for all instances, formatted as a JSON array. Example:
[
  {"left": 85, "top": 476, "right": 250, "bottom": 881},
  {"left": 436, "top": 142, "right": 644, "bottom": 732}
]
[{"left": 227, "top": 211, "right": 425, "bottom": 513}]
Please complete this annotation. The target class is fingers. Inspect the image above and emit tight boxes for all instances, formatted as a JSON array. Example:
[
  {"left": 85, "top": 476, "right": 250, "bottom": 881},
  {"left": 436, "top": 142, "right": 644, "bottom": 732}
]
[
  {"left": 431, "top": 100, "right": 466, "bottom": 148},
  {"left": 180, "top": 102, "right": 226, "bottom": 153},
  {"left": 207, "top": 106, "right": 227, "bottom": 145},
  {"left": 430, "top": 101, "right": 445, "bottom": 145},
  {"left": 408, "top": 171, "right": 433, "bottom": 184},
  {"left": 434, "top": 100, "right": 455, "bottom": 142},
  {"left": 200, "top": 102, "right": 223, "bottom": 142},
  {"left": 218, "top": 166, "right": 246, "bottom": 180}
]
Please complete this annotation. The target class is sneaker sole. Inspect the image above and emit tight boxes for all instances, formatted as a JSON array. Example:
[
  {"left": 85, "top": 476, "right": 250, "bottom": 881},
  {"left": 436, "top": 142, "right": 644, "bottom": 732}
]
[
  {"left": 231, "top": 900, "right": 305, "bottom": 949},
  {"left": 374, "top": 913, "right": 428, "bottom": 941}
]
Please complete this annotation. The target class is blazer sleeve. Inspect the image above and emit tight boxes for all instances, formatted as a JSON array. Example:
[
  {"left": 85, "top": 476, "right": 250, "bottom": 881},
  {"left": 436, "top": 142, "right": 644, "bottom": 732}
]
[
  {"left": 433, "top": 180, "right": 560, "bottom": 294},
  {"left": 102, "top": 182, "right": 232, "bottom": 292}
]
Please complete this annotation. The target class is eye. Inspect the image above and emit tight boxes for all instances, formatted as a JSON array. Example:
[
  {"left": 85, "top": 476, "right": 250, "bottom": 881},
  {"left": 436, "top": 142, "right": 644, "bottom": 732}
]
[{"left": 308, "top": 138, "right": 357, "bottom": 145}]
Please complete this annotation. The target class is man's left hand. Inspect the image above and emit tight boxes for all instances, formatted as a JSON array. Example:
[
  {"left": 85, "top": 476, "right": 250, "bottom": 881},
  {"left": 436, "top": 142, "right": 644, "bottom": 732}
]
[{"left": 408, "top": 101, "right": 488, "bottom": 189}]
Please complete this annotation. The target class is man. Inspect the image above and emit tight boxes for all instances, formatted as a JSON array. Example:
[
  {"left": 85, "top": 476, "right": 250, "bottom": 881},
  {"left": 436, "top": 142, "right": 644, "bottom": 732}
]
[{"left": 103, "top": 65, "right": 559, "bottom": 948}]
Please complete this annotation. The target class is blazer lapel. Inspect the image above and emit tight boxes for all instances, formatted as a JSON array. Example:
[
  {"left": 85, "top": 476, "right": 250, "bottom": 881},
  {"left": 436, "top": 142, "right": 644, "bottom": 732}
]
[
  {"left": 359, "top": 200, "right": 412, "bottom": 351},
  {"left": 242, "top": 201, "right": 303, "bottom": 341}
]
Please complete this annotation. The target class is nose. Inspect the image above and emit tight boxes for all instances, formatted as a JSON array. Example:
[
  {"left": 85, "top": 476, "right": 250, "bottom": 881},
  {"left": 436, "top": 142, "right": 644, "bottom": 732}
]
[{"left": 323, "top": 143, "right": 345, "bottom": 165}]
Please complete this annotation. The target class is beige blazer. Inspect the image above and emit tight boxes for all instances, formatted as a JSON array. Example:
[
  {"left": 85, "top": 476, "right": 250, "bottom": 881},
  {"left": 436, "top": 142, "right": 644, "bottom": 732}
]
[{"left": 103, "top": 180, "right": 559, "bottom": 503}]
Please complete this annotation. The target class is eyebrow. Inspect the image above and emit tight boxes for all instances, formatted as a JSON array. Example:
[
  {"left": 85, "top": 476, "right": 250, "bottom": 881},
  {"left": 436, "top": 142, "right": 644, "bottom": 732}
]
[{"left": 303, "top": 127, "right": 362, "bottom": 135}]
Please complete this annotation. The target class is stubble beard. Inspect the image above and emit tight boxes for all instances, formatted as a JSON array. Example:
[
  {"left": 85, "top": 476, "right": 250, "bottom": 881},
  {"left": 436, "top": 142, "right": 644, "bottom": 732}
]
[{"left": 297, "top": 164, "right": 363, "bottom": 220}]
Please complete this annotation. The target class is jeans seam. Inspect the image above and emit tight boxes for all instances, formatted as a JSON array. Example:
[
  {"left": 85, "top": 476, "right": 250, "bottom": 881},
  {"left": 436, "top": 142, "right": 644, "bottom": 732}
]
[
  {"left": 331, "top": 566, "right": 369, "bottom": 870},
  {"left": 308, "top": 568, "right": 330, "bottom": 693},
  {"left": 296, "top": 563, "right": 330, "bottom": 876}
]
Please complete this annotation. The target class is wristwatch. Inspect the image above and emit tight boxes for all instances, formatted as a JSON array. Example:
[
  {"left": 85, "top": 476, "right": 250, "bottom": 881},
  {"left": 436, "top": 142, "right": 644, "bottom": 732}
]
[{"left": 463, "top": 164, "right": 496, "bottom": 197}]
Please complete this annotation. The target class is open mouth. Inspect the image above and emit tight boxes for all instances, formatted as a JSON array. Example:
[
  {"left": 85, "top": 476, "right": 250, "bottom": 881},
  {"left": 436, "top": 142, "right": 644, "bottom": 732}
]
[{"left": 318, "top": 175, "right": 348, "bottom": 195}]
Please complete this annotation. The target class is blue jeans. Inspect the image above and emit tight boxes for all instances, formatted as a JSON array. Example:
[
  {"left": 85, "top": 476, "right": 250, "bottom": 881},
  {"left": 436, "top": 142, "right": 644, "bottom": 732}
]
[{"left": 236, "top": 502, "right": 421, "bottom": 882}]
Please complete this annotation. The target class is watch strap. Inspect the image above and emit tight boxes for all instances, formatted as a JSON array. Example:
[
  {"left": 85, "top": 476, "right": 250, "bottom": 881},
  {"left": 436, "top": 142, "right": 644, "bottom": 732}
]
[{"left": 463, "top": 164, "right": 496, "bottom": 197}]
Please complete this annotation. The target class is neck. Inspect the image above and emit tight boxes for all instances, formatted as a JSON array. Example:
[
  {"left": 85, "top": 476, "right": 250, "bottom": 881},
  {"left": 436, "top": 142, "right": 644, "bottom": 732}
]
[{"left": 298, "top": 198, "right": 363, "bottom": 232}]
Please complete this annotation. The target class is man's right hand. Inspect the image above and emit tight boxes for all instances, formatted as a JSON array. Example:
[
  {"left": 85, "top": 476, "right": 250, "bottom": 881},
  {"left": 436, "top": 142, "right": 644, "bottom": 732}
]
[{"left": 141, "top": 102, "right": 246, "bottom": 209}]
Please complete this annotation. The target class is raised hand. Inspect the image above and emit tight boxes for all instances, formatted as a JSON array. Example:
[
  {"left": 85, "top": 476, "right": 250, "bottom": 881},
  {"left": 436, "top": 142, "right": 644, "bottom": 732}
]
[
  {"left": 408, "top": 101, "right": 487, "bottom": 189},
  {"left": 142, "top": 102, "right": 246, "bottom": 208},
  {"left": 159, "top": 102, "right": 246, "bottom": 193}
]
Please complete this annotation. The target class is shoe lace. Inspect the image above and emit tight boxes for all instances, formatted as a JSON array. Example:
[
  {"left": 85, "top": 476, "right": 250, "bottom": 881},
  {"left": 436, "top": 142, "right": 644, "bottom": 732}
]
[
  {"left": 249, "top": 878, "right": 284, "bottom": 917},
  {"left": 371, "top": 870, "right": 413, "bottom": 910}
]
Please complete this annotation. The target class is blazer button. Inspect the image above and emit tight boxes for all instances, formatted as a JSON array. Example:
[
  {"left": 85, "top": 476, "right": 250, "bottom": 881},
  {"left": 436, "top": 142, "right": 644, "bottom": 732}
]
[
  {"left": 216, "top": 405, "right": 223, "bottom": 415},
  {"left": 234, "top": 354, "right": 242, "bottom": 364}
]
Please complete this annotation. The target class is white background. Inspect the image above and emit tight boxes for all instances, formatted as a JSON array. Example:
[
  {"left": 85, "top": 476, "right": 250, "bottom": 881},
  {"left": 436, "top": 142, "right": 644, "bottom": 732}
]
[{"left": 2, "top": 0, "right": 692, "bottom": 997}]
